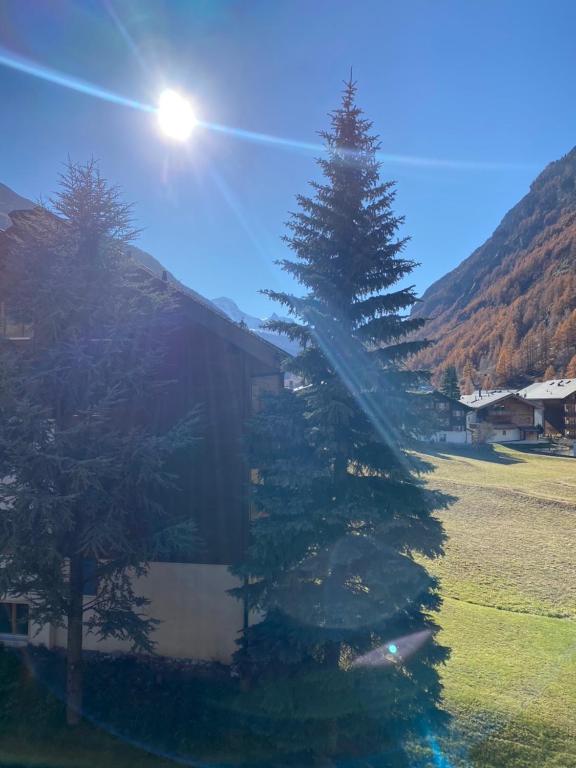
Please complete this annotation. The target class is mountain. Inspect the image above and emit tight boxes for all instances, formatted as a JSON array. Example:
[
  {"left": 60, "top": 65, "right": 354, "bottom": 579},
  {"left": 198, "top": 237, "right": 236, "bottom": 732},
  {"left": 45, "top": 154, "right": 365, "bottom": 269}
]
[
  {"left": 0, "top": 180, "right": 224, "bottom": 317},
  {"left": 211, "top": 296, "right": 262, "bottom": 328},
  {"left": 0, "top": 183, "right": 34, "bottom": 229},
  {"left": 412, "top": 146, "right": 576, "bottom": 385},
  {"left": 0, "top": 181, "right": 294, "bottom": 356},
  {"left": 212, "top": 297, "right": 298, "bottom": 355}
]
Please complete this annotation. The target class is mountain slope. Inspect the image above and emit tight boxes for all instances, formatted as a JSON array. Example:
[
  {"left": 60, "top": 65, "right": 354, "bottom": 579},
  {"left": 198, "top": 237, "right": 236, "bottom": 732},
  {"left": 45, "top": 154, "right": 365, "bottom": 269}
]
[
  {"left": 412, "top": 146, "right": 576, "bottom": 384},
  {"left": 0, "top": 181, "right": 224, "bottom": 317},
  {"left": 212, "top": 297, "right": 298, "bottom": 355},
  {"left": 0, "top": 181, "right": 293, "bottom": 355},
  {"left": 0, "top": 183, "right": 34, "bottom": 229}
]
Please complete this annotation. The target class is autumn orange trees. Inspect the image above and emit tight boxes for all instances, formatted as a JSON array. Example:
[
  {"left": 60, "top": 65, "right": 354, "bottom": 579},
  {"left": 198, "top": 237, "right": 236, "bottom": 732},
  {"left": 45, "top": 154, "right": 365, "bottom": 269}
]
[{"left": 409, "top": 146, "right": 576, "bottom": 387}]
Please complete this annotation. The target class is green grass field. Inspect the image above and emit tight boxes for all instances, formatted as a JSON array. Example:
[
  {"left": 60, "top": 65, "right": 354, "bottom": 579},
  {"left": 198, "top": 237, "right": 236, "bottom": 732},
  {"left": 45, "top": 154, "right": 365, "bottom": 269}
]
[
  {"left": 417, "top": 444, "right": 576, "bottom": 767},
  {"left": 0, "top": 444, "right": 574, "bottom": 767}
]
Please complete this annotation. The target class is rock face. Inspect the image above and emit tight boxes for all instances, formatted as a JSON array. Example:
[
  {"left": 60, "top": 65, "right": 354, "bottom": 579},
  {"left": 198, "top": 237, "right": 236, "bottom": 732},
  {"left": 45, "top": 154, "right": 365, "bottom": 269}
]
[{"left": 412, "top": 146, "right": 576, "bottom": 384}]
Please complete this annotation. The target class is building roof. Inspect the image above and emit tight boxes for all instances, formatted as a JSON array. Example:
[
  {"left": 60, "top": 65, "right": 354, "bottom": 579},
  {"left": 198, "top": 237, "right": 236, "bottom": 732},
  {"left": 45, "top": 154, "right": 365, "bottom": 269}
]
[
  {"left": 518, "top": 379, "right": 576, "bottom": 401},
  {"left": 134, "top": 260, "right": 287, "bottom": 367},
  {"left": 2, "top": 207, "right": 287, "bottom": 370},
  {"left": 460, "top": 389, "right": 518, "bottom": 409},
  {"left": 416, "top": 388, "right": 472, "bottom": 409},
  {"left": 479, "top": 423, "right": 539, "bottom": 431}
]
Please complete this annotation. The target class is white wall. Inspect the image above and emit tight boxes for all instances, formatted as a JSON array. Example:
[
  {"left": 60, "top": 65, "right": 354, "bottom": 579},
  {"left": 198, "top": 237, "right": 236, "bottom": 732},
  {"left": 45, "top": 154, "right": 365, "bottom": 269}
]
[
  {"left": 431, "top": 430, "right": 470, "bottom": 444},
  {"left": 29, "top": 564, "right": 245, "bottom": 663},
  {"left": 486, "top": 428, "right": 521, "bottom": 443}
]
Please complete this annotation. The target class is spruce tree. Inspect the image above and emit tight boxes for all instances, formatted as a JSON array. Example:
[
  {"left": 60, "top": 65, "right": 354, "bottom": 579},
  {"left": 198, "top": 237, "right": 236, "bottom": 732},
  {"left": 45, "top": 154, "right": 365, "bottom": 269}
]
[
  {"left": 0, "top": 161, "right": 200, "bottom": 725},
  {"left": 439, "top": 365, "right": 460, "bottom": 401},
  {"left": 233, "top": 81, "right": 449, "bottom": 764}
]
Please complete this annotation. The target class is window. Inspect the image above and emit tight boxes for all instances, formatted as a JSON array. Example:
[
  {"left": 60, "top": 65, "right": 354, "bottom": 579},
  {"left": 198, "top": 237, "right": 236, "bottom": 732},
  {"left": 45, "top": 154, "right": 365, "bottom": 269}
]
[
  {"left": 0, "top": 302, "right": 34, "bottom": 340},
  {"left": 0, "top": 603, "right": 29, "bottom": 636}
]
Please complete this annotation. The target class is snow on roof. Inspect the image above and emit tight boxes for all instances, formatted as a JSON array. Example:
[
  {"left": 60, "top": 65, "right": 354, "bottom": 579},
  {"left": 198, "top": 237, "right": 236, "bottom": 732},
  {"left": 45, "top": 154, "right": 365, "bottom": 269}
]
[
  {"left": 518, "top": 379, "right": 576, "bottom": 401},
  {"left": 460, "top": 389, "right": 518, "bottom": 408}
]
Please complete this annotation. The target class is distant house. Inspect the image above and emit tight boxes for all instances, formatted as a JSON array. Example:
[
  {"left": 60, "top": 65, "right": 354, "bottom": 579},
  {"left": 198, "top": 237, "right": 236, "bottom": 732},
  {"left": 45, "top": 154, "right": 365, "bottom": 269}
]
[
  {"left": 460, "top": 390, "right": 540, "bottom": 443},
  {"left": 0, "top": 208, "right": 286, "bottom": 662},
  {"left": 419, "top": 390, "right": 472, "bottom": 443},
  {"left": 518, "top": 379, "right": 576, "bottom": 439}
]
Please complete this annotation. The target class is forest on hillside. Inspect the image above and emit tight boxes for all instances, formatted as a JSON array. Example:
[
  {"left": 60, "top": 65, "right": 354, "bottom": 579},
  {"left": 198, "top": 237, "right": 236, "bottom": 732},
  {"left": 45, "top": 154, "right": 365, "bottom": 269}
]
[{"left": 410, "top": 148, "right": 576, "bottom": 389}]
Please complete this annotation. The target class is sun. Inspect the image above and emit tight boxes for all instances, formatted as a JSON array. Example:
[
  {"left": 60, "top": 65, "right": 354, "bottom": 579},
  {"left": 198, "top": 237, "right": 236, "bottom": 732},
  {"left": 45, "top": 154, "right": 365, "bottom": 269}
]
[{"left": 157, "top": 89, "right": 197, "bottom": 142}]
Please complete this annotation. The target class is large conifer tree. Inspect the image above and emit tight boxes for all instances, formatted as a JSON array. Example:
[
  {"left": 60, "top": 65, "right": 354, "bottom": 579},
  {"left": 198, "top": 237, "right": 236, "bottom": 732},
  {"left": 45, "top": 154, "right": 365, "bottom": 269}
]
[
  {"left": 0, "top": 161, "right": 199, "bottom": 725},
  {"left": 233, "top": 81, "right": 449, "bottom": 763}
]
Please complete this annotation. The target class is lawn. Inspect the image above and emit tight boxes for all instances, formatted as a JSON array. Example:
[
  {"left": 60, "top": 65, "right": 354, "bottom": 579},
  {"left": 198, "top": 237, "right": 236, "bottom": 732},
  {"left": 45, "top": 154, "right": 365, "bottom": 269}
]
[
  {"left": 417, "top": 444, "right": 576, "bottom": 767},
  {"left": 0, "top": 444, "right": 574, "bottom": 768}
]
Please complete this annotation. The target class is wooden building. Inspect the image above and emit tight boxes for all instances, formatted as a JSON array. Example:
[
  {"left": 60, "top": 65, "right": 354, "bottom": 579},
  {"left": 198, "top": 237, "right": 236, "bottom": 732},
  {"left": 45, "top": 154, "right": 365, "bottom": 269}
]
[
  {"left": 518, "top": 379, "right": 576, "bottom": 439},
  {"left": 0, "top": 208, "right": 286, "bottom": 661},
  {"left": 460, "top": 390, "right": 539, "bottom": 443},
  {"left": 420, "top": 390, "right": 471, "bottom": 443}
]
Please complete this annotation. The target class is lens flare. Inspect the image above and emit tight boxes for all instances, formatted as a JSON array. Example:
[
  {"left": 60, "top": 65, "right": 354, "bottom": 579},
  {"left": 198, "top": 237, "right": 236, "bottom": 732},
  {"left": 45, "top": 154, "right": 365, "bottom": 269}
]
[
  {"left": 351, "top": 630, "right": 432, "bottom": 668},
  {"left": 0, "top": 45, "right": 533, "bottom": 169}
]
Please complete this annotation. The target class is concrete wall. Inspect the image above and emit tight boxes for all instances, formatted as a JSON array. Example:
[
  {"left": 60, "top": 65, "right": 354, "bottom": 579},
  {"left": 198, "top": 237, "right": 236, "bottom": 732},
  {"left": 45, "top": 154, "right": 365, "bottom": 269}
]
[{"left": 27, "top": 564, "right": 245, "bottom": 663}]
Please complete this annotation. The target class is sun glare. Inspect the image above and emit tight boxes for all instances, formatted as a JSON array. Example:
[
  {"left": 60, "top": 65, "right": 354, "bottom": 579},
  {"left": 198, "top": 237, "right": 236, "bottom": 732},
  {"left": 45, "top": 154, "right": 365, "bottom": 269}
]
[{"left": 157, "top": 89, "right": 196, "bottom": 141}]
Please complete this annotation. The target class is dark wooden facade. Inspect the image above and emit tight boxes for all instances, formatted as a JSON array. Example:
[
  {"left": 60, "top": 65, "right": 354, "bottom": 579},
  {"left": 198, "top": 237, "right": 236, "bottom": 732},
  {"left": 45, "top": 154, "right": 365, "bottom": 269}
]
[
  {"left": 155, "top": 286, "right": 284, "bottom": 565},
  {"left": 565, "top": 394, "right": 576, "bottom": 439},
  {"left": 0, "top": 209, "right": 285, "bottom": 567},
  {"left": 477, "top": 396, "right": 536, "bottom": 428},
  {"left": 423, "top": 390, "right": 469, "bottom": 433}
]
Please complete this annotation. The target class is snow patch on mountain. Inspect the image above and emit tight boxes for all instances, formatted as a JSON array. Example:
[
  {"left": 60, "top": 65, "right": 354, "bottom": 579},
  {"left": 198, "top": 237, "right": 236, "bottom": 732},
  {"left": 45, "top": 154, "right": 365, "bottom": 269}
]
[{"left": 211, "top": 297, "right": 299, "bottom": 355}]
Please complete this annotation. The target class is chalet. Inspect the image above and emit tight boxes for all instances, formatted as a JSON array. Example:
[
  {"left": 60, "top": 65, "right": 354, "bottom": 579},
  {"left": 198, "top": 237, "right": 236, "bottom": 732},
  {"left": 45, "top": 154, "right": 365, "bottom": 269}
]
[
  {"left": 419, "top": 390, "right": 472, "bottom": 444},
  {"left": 518, "top": 379, "right": 576, "bottom": 439},
  {"left": 460, "top": 389, "right": 540, "bottom": 443},
  {"left": 0, "top": 208, "right": 286, "bottom": 662}
]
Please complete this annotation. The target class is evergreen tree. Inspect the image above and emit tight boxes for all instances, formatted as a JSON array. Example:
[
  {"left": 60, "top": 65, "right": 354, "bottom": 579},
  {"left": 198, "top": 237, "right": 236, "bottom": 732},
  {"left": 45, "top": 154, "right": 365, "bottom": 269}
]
[
  {"left": 439, "top": 365, "right": 460, "bottom": 401},
  {"left": 0, "top": 161, "right": 200, "bottom": 725},
  {"left": 233, "top": 81, "right": 449, "bottom": 764}
]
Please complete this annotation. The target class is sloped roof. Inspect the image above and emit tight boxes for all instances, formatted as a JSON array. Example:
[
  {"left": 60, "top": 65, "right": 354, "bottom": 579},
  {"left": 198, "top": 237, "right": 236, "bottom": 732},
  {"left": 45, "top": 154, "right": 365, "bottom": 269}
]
[
  {"left": 134, "top": 261, "right": 287, "bottom": 366},
  {"left": 518, "top": 379, "right": 576, "bottom": 401},
  {"left": 416, "top": 388, "right": 472, "bottom": 409},
  {"left": 460, "top": 389, "right": 518, "bottom": 409},
  {"left": 1, "top": 207, "right": 287, "bottom": 369}
]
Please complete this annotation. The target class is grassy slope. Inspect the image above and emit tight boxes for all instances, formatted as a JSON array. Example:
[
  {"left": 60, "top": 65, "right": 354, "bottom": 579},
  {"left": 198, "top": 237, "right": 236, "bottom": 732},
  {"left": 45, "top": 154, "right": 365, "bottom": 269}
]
[
  {"left": 0, "top": 445, "right": 574, "bottom": 768},
  {"left": 418, "top": 445, "right": 576, "bottom": 767},
  {"left": 0, "top": 729, "right": 178, "bottom": 768}
]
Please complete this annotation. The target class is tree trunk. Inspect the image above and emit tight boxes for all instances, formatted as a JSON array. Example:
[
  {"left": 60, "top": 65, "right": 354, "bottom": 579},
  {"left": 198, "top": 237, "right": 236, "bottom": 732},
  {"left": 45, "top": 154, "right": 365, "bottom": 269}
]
[{"left": 66, "top": 552, "right": 84, "bottom": 726}]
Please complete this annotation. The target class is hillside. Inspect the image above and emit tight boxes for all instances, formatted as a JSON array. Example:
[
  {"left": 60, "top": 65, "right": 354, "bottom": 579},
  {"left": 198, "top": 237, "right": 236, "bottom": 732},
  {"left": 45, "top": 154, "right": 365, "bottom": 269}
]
[
  {"left": 412, "top": 147, "right": 576, "bottom": 386},
  {"left": 0, "top": 182, "right": 293, "bottom": 356},
  {"left": 0, "top": 182, "right": 34, "bottom": 229},
  {"left": 211, "top": 297, "right": 298, "bottom": 356}
]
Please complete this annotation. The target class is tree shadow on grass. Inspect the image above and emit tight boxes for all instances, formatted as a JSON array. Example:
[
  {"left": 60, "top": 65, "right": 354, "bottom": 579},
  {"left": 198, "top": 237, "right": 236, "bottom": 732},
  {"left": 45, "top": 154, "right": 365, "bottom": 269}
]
[{"left": 415, "top": 443, "right": 526, "bottom": 466}]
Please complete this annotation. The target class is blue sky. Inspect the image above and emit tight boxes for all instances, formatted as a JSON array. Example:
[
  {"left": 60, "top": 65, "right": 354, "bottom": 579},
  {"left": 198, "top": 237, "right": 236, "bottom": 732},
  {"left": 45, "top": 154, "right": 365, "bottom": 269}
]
[{"left": 1, "top": 0, "right": 575, "bottom": 316}]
